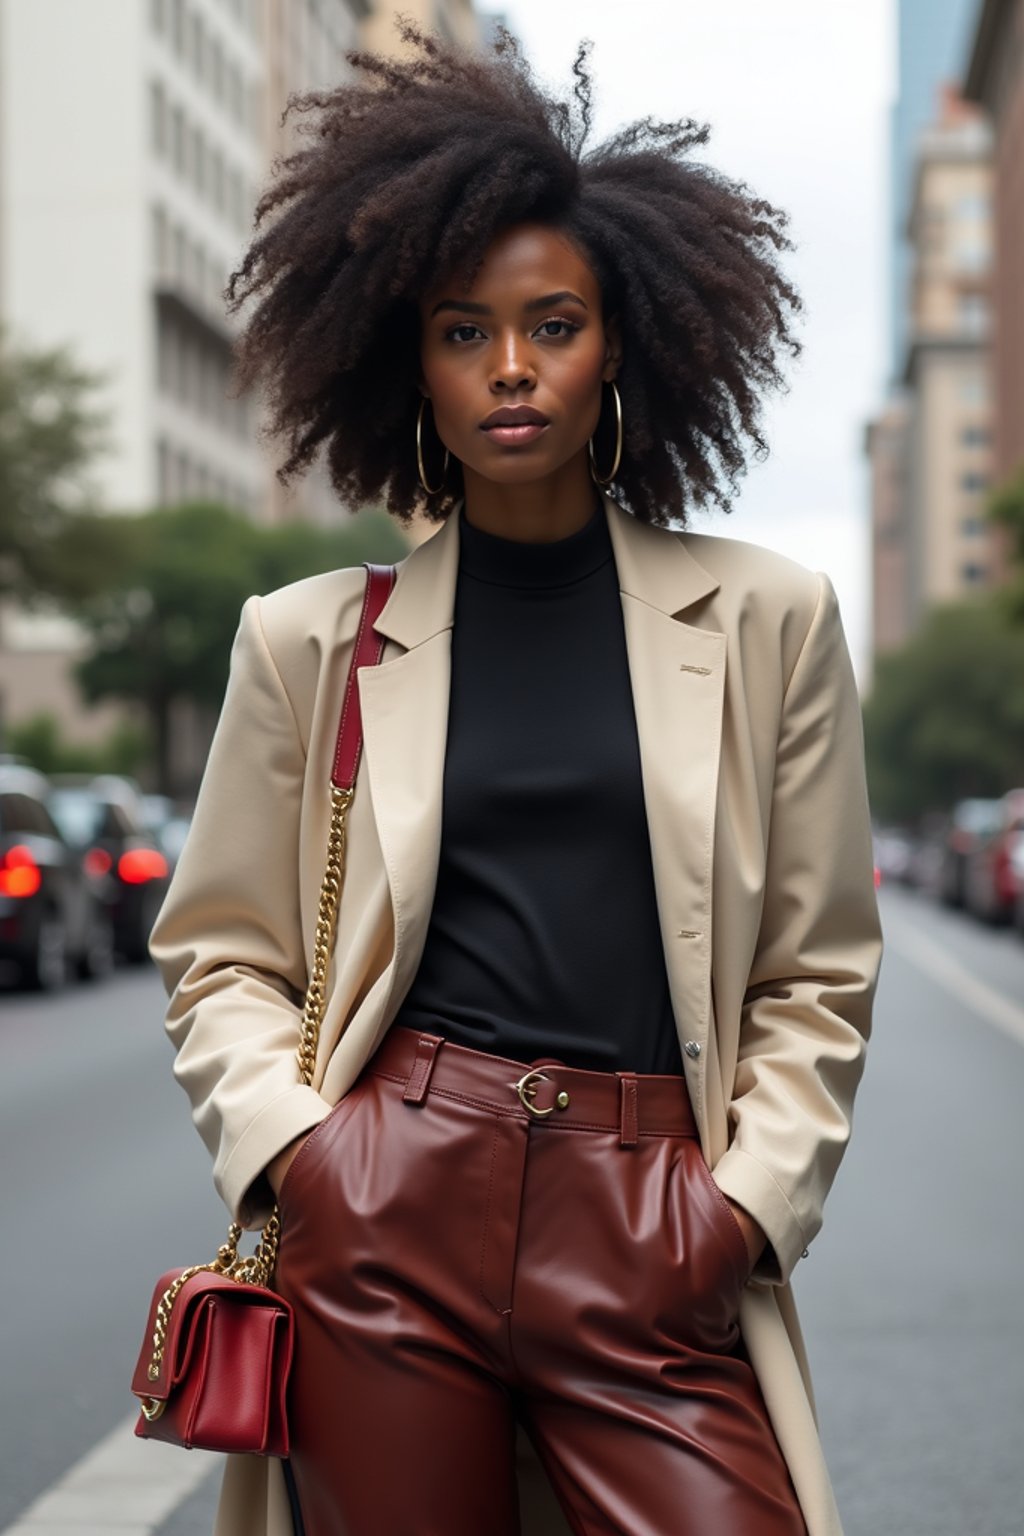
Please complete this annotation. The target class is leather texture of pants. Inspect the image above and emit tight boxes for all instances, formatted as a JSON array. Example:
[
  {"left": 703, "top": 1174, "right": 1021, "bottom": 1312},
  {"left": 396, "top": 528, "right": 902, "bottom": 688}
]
[{"left": 274, "top": 1025, "right": 807, "bottom": 1536}]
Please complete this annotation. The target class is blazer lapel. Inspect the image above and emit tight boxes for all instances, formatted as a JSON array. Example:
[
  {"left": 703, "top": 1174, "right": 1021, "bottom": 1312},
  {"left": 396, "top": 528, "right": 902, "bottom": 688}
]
[
  {"left": 355, "top": 512, "right": 459, "bottom": 1038},
  {"left": 604, "top": 502, "right": 725, "bottom": 1097}
]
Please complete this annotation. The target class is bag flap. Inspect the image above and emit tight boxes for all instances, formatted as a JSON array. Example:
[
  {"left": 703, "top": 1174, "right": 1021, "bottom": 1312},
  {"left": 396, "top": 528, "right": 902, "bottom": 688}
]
[{"left": 131, "top": 1270, "right": 291, "bottom": 1402}]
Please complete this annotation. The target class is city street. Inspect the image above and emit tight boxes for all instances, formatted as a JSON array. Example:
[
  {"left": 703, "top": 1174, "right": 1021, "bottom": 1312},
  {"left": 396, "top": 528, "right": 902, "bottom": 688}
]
[{"left": 1, "top": 883, "right": 1022, "bottom": 1535}]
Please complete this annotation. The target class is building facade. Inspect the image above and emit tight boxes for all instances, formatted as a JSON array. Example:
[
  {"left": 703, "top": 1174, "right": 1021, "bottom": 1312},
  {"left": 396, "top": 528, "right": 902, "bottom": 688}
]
[
  {"left": 888, "top": 0, "right": 978, "bottom": 383},
  {"left": 901, "top": 89, "right": 999, "bottom": 631},
  {"left": 965, "top": 0, "right": 1024, "bottom": 489},
  {"left": 0, "top": 0, "right": 366, "bottom": 525},
  {"left": 865, "top": 398, "right": 911, "bottom": 657},
  {"left": 867, "top": 80, "right": 1007, "bottom": 664}
]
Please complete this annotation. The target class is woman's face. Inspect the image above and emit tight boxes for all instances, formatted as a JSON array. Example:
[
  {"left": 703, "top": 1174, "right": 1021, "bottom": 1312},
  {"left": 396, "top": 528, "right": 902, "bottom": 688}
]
[{"left": 418, "top": 223, "right": 621, "bottom": 492}]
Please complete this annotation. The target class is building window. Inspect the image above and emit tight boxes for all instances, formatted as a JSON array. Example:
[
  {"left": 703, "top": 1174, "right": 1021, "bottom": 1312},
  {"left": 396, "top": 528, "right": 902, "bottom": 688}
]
[
  {"left": 961, "top": 424, "right": 988, "bottom": 446},
  {"left": 157, "top": 438, "right": 171, "bottom": 504},
  {"left": 171, "top": 103, "right": 186, "bottom": 175},
  {"left": 959, "top": 373, "right": 988, "bottom": 405},
  {"left": 248, "top": 80, "right": 263, "bottom": 141},
  {"left": 171, "top": 221, "right": 185, "bottom": 284},
  {"left": 150, "top": 80, "right": 167, "bottom": 156},
  {"left": 956, "top": 193, "right": 989, "bottom": 222},
  {"left": 152, "top": 204, "right": 168, "bottom": 281},
  {"left": 954, "top": 239, "right": 989, "bottom": 273},
  {"left": 171, "top": 0, "right": 186, "bottom": 57},
  {"left": 958, "top": 293, "right": 988, "bottom": 334},
  {"left": 194, "top": 126, "right": 206, "bottom": 197},
  {"left": 210, "top": 146, "right": 224, "bottom": 213},
  {"left": 961, "top": 562, "right": 987, "bottom": 584},
  {"left": 228, "top": 62, "right": 243, "bottom": 124},
  {"left": 211, "top": 37, "right": 224, "bottom": 102},
  {"left": 228, "top": 166, "right": 244, "bottom": 230},
  {"left": 156, "top": 313, "right": 173, "bottom": 394},
  {"left": 961, "top": 471, "right": 988, "bottom": 494},
  {"left": 961, "top": 515, "right": 984, "bottom": 537}
]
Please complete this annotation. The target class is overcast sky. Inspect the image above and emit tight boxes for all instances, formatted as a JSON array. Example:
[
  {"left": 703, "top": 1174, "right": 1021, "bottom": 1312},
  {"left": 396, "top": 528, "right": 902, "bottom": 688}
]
[{"left": 502, "top": 0, "right": 894, "bottom": 682}]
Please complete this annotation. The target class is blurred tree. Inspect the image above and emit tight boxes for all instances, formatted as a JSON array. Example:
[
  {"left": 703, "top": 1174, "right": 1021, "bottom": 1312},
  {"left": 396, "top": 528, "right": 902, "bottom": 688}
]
[
  {"left": 0, "top": 335, "right": 108, "bottom": 597},
  {"left": 58, "top": 501, "right": 408, "bottom": 790},
  {"left": 988, "top": 466, "right": 1024, "bottom": 621},
  {"left": 863, "top": 600, "right": 1024, "bottom": 824},
  {"left": 7, "top": 712, "right": 150, "bottom": 777}
]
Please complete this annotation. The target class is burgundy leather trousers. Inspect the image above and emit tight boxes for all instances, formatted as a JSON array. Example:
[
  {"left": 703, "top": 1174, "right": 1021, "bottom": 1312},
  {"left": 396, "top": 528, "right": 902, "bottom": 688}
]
[{"left": 275, "top": 1026, "right": 806, "bottom": 1536}]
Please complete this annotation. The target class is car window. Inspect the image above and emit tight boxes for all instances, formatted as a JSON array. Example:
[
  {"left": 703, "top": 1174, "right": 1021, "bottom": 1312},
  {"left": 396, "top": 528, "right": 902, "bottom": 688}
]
[
  {"left": 48, "top": 791, "right": 102, "bottom": 845},
  {"left": 0, "top": 792, "right": 51, "bottom": 835}
]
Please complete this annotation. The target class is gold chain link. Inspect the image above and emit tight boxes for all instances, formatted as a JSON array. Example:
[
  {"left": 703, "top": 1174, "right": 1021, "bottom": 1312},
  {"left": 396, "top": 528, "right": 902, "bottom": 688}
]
[{"left": 140, "top": 785, "right": 355, "bottom": 1398}]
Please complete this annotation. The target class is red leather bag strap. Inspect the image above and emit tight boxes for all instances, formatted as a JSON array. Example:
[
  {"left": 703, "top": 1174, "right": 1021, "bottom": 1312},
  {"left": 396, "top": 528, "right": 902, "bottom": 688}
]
[{"left": 331, "top": 563, "right": 397, "bottom": 790}]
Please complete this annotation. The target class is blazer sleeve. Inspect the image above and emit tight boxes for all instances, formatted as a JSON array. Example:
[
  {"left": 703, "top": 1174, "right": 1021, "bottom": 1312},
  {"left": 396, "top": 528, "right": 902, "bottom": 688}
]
[
  {"left": 711, "top": 572, "right": 883, "bottom": 1285},
  {"left": 148, "top": 594, "right": 332, "bottom": 1228}
]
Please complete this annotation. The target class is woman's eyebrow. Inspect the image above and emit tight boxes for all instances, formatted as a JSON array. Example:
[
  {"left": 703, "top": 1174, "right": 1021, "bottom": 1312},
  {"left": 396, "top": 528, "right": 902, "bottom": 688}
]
[{"left": 429, "top": 290, "right": 589, "bottom": 319}]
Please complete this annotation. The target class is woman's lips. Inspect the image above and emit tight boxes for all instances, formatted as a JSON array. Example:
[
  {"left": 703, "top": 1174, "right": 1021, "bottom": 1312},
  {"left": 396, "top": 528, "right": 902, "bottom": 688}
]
[{"left": 481, "top": 422, "right": 549, "bottom": 446}]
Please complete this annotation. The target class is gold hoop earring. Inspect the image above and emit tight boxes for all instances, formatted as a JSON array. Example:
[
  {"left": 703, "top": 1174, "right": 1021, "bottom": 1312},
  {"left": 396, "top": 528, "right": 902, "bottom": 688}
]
[
  {"left": 588, "top": 380, "right": 623, "bottom": 486},
  {"left": 417, "top": 398, "right": 450, "bottom": 496}
]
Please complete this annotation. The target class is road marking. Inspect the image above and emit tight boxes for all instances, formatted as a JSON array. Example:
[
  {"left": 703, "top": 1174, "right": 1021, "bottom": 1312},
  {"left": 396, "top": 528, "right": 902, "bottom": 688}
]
[
  {"left": 0, "top": 1411, "right": 219, "bottom": 1535},
  {"left": 885, "top": 918, "right": 1024, "bottom": 1050}
]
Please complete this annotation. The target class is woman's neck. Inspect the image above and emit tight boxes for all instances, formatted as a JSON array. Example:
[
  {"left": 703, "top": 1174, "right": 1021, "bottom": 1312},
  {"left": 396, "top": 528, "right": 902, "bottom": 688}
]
[{"left": 460, "top": 453, "right": 601, "bottom": 543}]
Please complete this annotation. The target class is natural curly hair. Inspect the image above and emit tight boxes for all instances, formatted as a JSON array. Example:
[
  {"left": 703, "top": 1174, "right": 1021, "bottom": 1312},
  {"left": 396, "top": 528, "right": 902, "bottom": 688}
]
[{"left": 227, "top": 22, "right": 802, "bottom": 528}]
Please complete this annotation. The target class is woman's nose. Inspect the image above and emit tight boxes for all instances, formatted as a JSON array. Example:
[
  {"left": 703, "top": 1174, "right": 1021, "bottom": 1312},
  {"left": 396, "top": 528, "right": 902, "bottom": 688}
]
[{"left": 489, "top": 333, "right": 536, "bottom": 391}]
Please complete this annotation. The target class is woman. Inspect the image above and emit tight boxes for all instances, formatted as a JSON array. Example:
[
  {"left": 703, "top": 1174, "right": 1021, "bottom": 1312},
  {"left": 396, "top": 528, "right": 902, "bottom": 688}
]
[{"left": 150, "top": 26, "right": 882, "bottom": 1536}]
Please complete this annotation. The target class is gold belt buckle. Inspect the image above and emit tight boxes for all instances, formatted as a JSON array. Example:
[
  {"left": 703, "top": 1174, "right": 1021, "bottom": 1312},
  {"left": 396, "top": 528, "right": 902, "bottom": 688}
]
[{"left": 511, "top": 1069, "right": 554, "bottom": 1117}]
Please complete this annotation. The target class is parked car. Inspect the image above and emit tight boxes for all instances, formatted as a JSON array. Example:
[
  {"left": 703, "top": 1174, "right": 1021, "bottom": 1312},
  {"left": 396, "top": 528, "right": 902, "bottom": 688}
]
[
  {"left": 937, "top": 798, "right": 1003, "bottom": 908},
  {"left": 872, "top": 828, "right": 916, "bottom": 885},
  {"left": 138, "top": 792, "right": 192, "bottom": 870},
  {"left": 47, "top": 775, "right": 171, "bottom": 963},
  {"left": 963, "top": 788, "right": 1024, "bottom": 925},
  {"left": 0, "top": 764, "right": 116, "bottom": 989},
  {"left": 1011, "top": 838, "right": 1024, "bottom": 938}
]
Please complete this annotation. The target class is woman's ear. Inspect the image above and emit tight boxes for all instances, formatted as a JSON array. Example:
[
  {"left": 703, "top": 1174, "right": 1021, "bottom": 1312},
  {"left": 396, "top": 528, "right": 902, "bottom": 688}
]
[{"left": 603, "top": 314, "right": 623, "bottom": 381}]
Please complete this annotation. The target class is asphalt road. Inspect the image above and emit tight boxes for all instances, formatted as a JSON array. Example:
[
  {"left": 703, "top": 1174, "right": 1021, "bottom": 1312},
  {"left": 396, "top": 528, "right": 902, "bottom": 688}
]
[{"left": 1, "top": 882, "right": 1022, "bottom": 1535}]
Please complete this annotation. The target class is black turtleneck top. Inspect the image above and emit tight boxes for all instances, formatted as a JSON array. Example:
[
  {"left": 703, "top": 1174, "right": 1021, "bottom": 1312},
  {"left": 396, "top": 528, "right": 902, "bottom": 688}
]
[{"left": 391, "top": 499, "right": 682, "bottom": 1075}]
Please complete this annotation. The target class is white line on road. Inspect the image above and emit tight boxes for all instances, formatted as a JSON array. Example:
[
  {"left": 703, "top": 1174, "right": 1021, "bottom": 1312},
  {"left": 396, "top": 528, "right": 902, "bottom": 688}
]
[
  {"left": 884, "top": 917, "right": 1024, "bottom": 1050},
  {"left": 0, "top": 1412, "right": 219, "bottom": 1535}
]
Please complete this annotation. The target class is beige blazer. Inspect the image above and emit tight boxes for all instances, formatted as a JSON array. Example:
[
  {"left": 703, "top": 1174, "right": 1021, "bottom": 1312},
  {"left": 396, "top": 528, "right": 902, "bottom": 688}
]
[{"left": 150, "top": 493, "right": 882, "bottom": 1536}]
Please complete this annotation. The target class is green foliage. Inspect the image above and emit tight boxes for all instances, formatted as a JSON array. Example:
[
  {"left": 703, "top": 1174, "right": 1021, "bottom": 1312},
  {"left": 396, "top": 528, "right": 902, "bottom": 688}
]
[
  {"left": 7, "top": 711, "right": 150, "bottom": 778},
  {"left": 864, "top": 600, "right": 1024, "bottom": 824},
  {"left": 988, "top": 465, "right": 1024, "bottom": 622},
  {"left": 0, "top": 333, "right": 109, "bottom": 598},
  {"left": 52, "top": 500, "right": 408, "bottom": 789}
]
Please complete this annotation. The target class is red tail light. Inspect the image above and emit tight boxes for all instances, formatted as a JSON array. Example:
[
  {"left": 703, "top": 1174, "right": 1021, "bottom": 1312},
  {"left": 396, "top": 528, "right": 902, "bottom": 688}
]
[
  {"left": 118, "top": 848, "right": 169, "bottom": 885},
  {"left": 84, "top": 847, "right": 113, "bottom": 878},
  {"left": 0, "top": 844, "right": 42, "bottom": 898}
]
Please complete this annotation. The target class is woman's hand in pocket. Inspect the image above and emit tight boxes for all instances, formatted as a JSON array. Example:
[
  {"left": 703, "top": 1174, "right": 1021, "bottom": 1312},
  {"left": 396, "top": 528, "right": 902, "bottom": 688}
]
[
  {"left": 723, "top": 1196, "right": 767, "bottom": 1272},
  {"left": 266, "top": 1130, "right": 316, "bottom": 1202}
]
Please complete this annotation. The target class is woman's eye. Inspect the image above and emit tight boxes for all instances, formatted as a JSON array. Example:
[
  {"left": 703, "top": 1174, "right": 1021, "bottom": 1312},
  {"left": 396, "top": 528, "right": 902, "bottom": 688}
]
[
  {"left": 448, "top": 324, "right": 483, "bottom": 343},
  {"left": 536, "top": 319, "right": 578, "bottom": 339}
]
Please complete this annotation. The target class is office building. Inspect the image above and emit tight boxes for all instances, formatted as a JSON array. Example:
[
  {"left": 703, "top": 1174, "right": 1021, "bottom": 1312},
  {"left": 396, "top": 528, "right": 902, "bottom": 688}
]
[{"left": 964, "top": 0, "right": 1024, "bottom": 488}]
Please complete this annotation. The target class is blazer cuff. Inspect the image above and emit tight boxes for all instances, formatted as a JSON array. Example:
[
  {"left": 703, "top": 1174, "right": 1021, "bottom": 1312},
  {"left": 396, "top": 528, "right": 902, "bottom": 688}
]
[
  {"left": 711, "top": 1146, "right": 808, "bottom": 1286},
  {"left": 218, "top": 1086, "right": 333, "bottom": 1228}
]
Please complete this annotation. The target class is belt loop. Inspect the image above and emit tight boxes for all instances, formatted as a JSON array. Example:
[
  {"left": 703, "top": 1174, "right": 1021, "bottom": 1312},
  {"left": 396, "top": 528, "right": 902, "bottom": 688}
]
[
  {"left": 403, "top": 1034, "right": 443, "bottom": 1105},
  {"left": 617, "top": 1073, "right": 639, "bottom": 1149}
]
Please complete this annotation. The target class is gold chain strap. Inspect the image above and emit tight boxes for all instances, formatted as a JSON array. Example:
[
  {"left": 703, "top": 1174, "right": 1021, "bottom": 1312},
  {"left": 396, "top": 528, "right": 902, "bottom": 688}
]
[{"left": 141, "top": 783, "right": 356, "bottom": 1400}]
